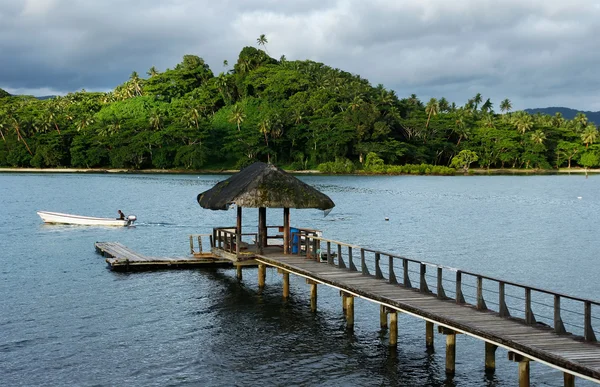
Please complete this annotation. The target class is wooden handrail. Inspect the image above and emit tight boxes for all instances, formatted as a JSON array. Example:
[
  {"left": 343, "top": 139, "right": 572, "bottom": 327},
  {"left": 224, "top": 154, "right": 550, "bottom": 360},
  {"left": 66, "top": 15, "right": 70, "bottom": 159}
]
[{"left": 290, "top": 234, "right": 599, "bottom": 340}]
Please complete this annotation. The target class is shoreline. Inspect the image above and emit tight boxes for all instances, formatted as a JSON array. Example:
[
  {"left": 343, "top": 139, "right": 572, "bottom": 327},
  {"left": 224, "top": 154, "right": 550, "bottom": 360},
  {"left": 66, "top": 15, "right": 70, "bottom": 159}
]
[{"left": 0, "top": 167, "right": 599, "bottom": 175}]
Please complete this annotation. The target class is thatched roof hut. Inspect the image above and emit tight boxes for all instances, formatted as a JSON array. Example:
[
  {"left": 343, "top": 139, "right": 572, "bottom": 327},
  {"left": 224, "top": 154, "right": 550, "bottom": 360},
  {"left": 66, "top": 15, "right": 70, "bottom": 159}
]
[{"left": 197, "top": 162, "right": 334, "bottom": 254}]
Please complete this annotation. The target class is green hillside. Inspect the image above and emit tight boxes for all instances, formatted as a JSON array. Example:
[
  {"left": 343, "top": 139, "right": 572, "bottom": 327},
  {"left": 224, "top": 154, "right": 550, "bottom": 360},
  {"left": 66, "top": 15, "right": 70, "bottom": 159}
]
[{"left": 0, "top": 44, "right": 598, "bottom": 172}]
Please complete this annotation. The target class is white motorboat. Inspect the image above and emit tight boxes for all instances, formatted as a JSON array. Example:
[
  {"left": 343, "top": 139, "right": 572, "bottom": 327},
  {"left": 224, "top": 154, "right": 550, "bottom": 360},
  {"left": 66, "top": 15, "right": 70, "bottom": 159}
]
[{"left": 37, "top": 211, "right": 137, "bottom": 226}]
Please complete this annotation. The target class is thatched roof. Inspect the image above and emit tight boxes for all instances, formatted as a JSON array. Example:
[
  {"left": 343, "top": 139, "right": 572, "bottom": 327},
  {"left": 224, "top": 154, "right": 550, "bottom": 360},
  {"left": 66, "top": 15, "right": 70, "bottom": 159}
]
[{"left": 197, "top": 162, "right": 335, "bottom": 211}]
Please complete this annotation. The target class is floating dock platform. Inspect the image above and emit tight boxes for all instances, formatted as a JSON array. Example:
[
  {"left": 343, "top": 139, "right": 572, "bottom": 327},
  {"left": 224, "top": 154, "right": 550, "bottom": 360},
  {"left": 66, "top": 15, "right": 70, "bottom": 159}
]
[{"left": 95, "top": 242, "right": 233, "bottom": 271}]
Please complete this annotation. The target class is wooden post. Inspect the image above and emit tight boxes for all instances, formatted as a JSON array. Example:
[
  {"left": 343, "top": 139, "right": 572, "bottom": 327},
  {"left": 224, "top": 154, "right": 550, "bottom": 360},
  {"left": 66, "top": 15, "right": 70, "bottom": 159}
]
[
  {"left": 485, "top": 342, "right": 497, "bottom": 372},
  {"left": 308, "top": 279, "right": 317, "bottom": 312},
  {"left": 508, "top": 352, "right": 531, "bottom": 387},
  {"left": 258, "top": 207, "right": 267, "bottom": 249},
  {"left": 341, "top": 291, "right": 347, "bottom": 313},
  {"left": 283, "top": 207, "right": 290, "bottom": 254},
  {"left": 554, "top": 295, "right": 566, "bottom": 334},
  {"left": 346, "top": 295, "right": 355, "bottom": 328},
  {"left": 189, "top": 235, "right": 194, "bottom": 254},
  {"left": 380, "top": 305, "right": 388, "bottom": 329},
  {"left": 519, "top": 360, "right": 530, "bottom": 387},
  {"left": 426, "top": 321, "right": 434, "bottom": 349},
  {"left": 584, "top": 301, "right": 596, "bottom": 342},
  {"left": 446, "top": 333, "right": 456, "bottom": 375},
  {"left": 282, "top": 271, "right": 289, "bottom": 300},
  {"left": 564, "top": 373, "right": 575, "bottom": 387},
  {"left": 236, "top": 207, "right": 242, "bottom": 257},
  {"left": 236, "top": 265, "right": 242, "bottom": 281},
  {"left": 258, "top": 264, "right": 266, "bottom": 288},
  {"left": 389, "top": 311, "right": 398, "bottom": 347}
]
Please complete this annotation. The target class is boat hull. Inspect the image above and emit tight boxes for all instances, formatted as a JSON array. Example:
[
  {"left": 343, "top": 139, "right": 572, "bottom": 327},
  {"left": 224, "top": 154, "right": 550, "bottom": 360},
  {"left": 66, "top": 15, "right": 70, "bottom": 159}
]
[{"left": 37, "top": 211, "right": 133, "bottom": 226}]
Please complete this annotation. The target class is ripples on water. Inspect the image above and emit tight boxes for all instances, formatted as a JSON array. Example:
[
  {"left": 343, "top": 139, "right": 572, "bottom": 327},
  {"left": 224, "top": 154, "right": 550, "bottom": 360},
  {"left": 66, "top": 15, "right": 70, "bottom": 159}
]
[{"left": 0, "top": 173, "right": 598, "bottom": 386}]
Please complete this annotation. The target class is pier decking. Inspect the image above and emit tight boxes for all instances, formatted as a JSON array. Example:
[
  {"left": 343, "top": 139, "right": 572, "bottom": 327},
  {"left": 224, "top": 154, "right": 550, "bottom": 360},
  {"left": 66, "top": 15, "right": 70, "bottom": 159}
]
[
  {"left": 95, "top": 242, "right": 232, "bottom": 271},
  {"left": 254, "top": 248, "right": 600, "bottom": 384},
  {"left": 94, "top": 230, "right": 600, "bottom": 385}
]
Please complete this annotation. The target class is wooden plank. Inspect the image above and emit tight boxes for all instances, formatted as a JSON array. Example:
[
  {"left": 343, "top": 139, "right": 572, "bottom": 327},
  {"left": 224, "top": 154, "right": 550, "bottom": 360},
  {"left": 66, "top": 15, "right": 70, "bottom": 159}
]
[{"left": 255, "top": 252, "right": 600, "bottom": 381}]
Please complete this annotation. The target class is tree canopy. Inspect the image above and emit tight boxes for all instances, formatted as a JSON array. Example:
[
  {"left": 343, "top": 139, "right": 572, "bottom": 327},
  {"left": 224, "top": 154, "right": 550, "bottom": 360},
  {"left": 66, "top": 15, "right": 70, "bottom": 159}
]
[{"left": 0, "top": 46, "right": 598, "bottom": 172}]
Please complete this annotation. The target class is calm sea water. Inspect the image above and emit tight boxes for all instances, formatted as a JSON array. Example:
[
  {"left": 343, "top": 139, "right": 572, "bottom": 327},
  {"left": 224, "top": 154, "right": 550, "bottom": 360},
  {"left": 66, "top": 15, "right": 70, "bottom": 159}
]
[{"left": 1, "top": 173, "right": 599, "bottom": 386}]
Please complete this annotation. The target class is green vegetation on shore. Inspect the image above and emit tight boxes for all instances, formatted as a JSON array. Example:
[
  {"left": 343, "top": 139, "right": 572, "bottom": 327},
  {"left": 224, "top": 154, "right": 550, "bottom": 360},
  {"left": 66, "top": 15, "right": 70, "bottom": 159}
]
[{"left": 1, "top": 38, "right": 599, "bottom": 173}]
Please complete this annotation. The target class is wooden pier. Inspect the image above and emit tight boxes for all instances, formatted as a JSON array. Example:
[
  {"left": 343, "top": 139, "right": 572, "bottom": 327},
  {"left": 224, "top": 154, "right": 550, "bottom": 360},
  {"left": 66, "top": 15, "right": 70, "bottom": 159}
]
[
  {"left": 95, "top": 227, "right": 600, "bottom": 385},
  {"left": 95, "top": 240, "right": 232, "bottom": 271},
  {"left": 220, "top": 230, "right": 600, "bottom": 386}
]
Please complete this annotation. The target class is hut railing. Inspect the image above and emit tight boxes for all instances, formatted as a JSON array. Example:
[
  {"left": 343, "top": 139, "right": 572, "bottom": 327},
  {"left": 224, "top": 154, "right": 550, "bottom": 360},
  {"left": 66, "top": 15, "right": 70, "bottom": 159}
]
[
  {"left": 289, "top": 228, "right": 322, "bottom": 255},
  {"left": 293, "top": 235, "right": 600, "bottom": 342},
  {"left": 212, "top": 227, "right": 258, "bottom": 257},
  {"left": 189, "top": 234, "right": 214, "bottom": 255}
]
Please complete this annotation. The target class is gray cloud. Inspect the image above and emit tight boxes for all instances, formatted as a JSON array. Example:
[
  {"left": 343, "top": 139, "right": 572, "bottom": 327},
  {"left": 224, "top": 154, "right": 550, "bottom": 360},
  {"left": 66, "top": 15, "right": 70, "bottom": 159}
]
[{"left": 1, "top": 0, "right": 599, "bottom": 110}]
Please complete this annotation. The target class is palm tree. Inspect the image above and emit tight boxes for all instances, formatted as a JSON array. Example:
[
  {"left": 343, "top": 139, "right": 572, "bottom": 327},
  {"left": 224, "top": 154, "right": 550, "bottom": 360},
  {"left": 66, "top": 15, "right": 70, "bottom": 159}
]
[
  {"left": 574, "top": 112, "right": 588, "bottom": 132},
  {"left": 258, "top": 118, "right": 271, "bottom": 163},
  {"left": 531, "top": 130, "right": 546, "bottom": 145},
  {"left": 581, "top": 125, "right": 598, "bottom": 149},
  {"left": 425, "top": 97, "right": 439, "bottom": 129},
  {"left": 223, "top": 60, "right": 228, "bottom": 68},
  {"left": 473, "top": 93, "right": 483, "bottom": 111},
  {"left": 229, "top": 104, "right": 245, "bottom": 131},
  {"left": 552, "top": 112, "right": 565, "bottom": 128},
  {"left": 257, "top": 34, "right": 269, "bottom": 54},
  {"left": 438, "top": 97, "right": 450, "bottom": 113},
  {"left": 149, "top": 111, "right": 162, "bottom": 131},
  {"left": 146, "top": 66, "right": 159, "bottom": 77},
  {"left": 77, "top": 116, "right": 94, "bottom": 132},
  {"left": 480, "top": 98, "right": 493, "bottom": 113},
  {"left": 500, "top": 98, "right": 512, "bottom": 114},
  {"left": 512, "top": 112, "right": 533, "bottom": 134}
]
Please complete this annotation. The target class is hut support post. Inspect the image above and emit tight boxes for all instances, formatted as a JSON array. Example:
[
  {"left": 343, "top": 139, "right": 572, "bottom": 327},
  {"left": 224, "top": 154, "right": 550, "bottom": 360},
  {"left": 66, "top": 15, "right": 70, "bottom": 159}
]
[
  {"left": 426, "top": 321, "right": 434, "bottom": 349},
  {"left": 341, "top": 291, "right": 347, "bottom": 313},
  {"left": 236, "top": 265, "right": 242, "bottom": 281},
  {"left": 283, "top": 208, "right": 290, "bottom": 254},
  {"left": 258, "top": 207, "right": 267, "bottom": 251},
  {"left": 282, "top": 271, "right": 289, "bottom": 300},
  {"left": 485, "top": 342, "right": 497, "bottom": 373},
  {"left": 258, "top": 264, "right": 266, "bottom": 288},
  {"left": 508, "top": 352, "right": 531, "bottom": 387}
]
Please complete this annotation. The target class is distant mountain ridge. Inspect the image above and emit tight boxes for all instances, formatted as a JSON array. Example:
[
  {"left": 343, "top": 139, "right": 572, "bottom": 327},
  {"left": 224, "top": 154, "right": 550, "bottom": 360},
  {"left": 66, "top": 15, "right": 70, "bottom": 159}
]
[{"left": 525, "top": 107, "right": 600, "bottom": 124}]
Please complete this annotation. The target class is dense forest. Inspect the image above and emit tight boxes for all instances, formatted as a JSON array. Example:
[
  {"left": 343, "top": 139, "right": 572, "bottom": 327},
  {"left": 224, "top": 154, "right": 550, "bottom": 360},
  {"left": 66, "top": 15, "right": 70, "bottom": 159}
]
[{"left": 1, "top": 40, "right": 599, "bottom": 173}]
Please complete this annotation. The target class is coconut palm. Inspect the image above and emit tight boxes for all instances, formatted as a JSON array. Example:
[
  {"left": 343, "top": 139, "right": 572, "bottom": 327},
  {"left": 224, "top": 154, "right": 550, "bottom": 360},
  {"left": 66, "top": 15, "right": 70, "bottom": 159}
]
[
  {"left": 581, "top": 125, "right": 598, "bottom": 149},
  {"left": 259, "top": 118, "right": 271, "bottom": 162},
  {"left": 552, "top": 112, "right": 565, "bottom": 128},
  {"left": 149, "top": 111, "right": 163, "bottom": 131},
  {"left": 512, "top": 112, "right": 533, "bottom": 134},
  {"left": 500, "top": 98, "right": 512, "bottom": 114},
  {"left": 473, "top": 93, "right": 483, "bottom": 111},
  {"left": 146, "top": 66, "right": 159, "bottom": 77},
  {"left": 77, "top": 116, "right": 94, "bottom": 132},
  {"left": 438, "top": 97, "right": 450, "bottom": 113},
  {"left": 425, "top": 97, "right": 439, "bottom": 130},
  {"left": 531, "top": 130, "right": 546, "bottom": 145},
  {"left": 257, "top": 34, "right": 269, "bottom": 54},
  {"left": 480, "top": 98, "right": 493, "bottom": 113},
  {"left": 574, "top": 112, "right": 588, "bottom": 132},
  {"left": 229, "top": 104, "right": 245, "bottom": 131}
]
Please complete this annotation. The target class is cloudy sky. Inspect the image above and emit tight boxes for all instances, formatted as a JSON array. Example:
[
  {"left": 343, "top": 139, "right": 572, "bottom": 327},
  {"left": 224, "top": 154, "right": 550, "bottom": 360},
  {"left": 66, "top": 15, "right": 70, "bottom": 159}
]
[{"left": 1, "top": 0, "right": 599, "bottom": 110}]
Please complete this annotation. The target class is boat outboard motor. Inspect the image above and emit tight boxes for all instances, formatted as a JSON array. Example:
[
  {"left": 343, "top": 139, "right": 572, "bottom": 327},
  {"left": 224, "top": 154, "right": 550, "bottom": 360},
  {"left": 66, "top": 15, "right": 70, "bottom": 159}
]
[{"left": 126, "top": 215, "right": 137, "bottom": 226}]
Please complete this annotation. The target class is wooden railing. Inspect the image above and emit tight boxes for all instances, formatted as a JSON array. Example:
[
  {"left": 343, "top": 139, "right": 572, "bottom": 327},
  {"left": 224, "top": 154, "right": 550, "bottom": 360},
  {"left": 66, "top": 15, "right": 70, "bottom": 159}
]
[
  {"left": 296, "top": 235, "right": 599, "bottom": 342},
  {"left": 188, "top": 234, "right": 214, "bottom": 255},
  {"left": 212, "top": 227, "right": 258, "bottom": 257}
]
